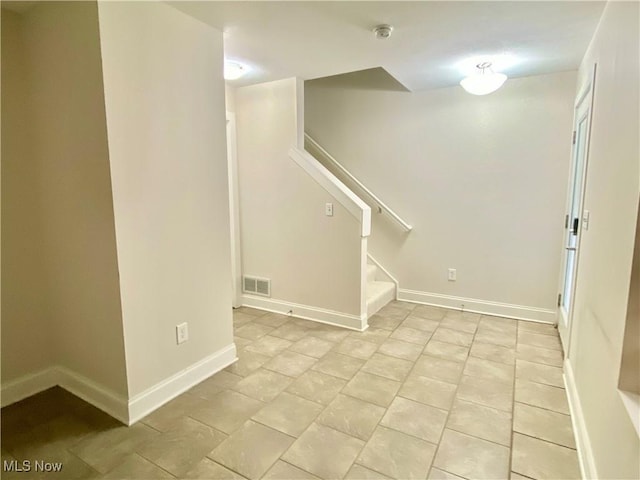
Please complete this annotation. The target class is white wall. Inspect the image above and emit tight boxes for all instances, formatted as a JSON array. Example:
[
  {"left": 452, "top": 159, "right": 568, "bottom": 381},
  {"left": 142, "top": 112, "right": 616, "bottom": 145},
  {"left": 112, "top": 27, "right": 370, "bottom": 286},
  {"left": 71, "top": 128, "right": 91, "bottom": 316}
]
[
  {"left": 97, "top": 2, "right": 234, "bottom": 397},
  {"left": 226, "top": 85, "right": 237, "bottom": 114},
  {"left": 1, "top": 9, "right": 53, "bottom": 384},
  {"left": 1, "top": 2, "right": 128, "bottom": 396},
  {"left": 306, "top": 71, "right": 576, "bottom": 320},
  {"left": 234, "top": 79, "right": 364, "bottom": 321},
  {"left": 567, "top": 2, "right": 640, "bottom": 478}
]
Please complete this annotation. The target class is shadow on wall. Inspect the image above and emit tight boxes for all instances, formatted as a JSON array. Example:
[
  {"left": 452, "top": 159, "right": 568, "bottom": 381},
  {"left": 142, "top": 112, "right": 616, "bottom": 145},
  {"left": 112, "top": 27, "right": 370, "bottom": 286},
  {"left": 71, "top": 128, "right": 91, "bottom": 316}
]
[
  {"left": 619, "top": 198, "right": 640, "bottom": 395},
  {"left": 308, "top": 67, "right": 410, "bottom": 92}
]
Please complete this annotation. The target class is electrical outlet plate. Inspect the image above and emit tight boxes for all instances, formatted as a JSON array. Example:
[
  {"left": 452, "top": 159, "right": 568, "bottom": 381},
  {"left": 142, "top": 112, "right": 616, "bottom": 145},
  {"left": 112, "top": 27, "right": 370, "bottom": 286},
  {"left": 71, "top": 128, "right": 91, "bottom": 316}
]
[
  {"left": 176, "top": 323, "right": 189, "bottom": 344},
  {"left": 325, "top": 203, "right": 334, "bottom": 216},
  {"left": 448, "top": 268, "right": 457, "bottom": 281},
  {"left": 582, "top": 210, "right": 590, "bottom": 230}
]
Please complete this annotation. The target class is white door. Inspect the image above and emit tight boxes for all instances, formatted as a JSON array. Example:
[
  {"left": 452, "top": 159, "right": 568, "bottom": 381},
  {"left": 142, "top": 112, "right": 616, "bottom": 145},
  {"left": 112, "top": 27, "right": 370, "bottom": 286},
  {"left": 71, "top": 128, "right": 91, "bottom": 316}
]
[{"left": 558, "top": 68, "right": 596, "bottom": 351}]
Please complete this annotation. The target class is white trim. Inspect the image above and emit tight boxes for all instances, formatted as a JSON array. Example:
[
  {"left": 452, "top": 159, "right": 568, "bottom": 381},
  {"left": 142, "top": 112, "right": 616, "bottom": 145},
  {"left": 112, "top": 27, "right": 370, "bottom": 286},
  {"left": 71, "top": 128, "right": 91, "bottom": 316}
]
[
  {"left": 226, "top": 111, "right": 242, "bottom": 308},
  {"left": 1, "top": 367, "right": 58, "bottom": 408},
  {"left": 367, "top": 253, "right": 399, "bottom": 297},
  {"left": 127, "top": 343, "right": 237, "bottom": 425},
  {"left": 359, "top": 237, "right": 369, "bottom": 321},
  {"left": 564, "top": 359, "right": 598, "bottom": 479},
  {"left": 289, "top": 146, "right": 371, "bottom": 237},
  {"left": 57, "top": 367, "right": 129, "bottom": 424},
  {"left": 242, "top": 294, "right": 367, "bottom": 331},
  {"left": 1, "top": 344, "right": 237, "bottom": 426},
  {"left": 295, "top": 78, "right": 305, "bottom": 150},
  {"left": 558, "top": 62, "right": 597, "bottom": 354},
  {"left": 0, "top": 366, "right": 129, "bottom": 424},
  {"left": 397, "top": 288, "right": 557, "bottom": 323},
  {"left": 305, "top": 133, "right": 412, "bottom": 232}
]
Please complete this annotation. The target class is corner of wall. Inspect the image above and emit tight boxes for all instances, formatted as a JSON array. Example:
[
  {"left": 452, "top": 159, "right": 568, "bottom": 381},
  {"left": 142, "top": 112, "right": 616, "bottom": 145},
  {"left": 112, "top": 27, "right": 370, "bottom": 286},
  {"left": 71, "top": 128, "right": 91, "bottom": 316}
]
[{"left": 295, "top": 77, "right": 305, "bottom": 149}]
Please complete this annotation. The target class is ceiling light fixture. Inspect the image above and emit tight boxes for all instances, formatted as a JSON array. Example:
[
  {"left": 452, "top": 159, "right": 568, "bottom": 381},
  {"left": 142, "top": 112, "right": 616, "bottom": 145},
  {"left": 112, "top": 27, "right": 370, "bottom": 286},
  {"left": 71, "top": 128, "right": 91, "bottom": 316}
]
[
  {"left": 373, "top": 24, "right": 393, "bottom": 39},
  {"left": 460, "top": 62, "right": 507, "bottom": 95},
  {"left": 224, "top": 61, "right": 248, "bottom": 80}
]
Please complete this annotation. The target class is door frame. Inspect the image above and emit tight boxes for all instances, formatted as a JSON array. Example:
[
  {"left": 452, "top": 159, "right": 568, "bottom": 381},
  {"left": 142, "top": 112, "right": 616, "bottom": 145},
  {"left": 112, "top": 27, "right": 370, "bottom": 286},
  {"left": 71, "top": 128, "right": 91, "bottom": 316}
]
[
  {"left": 557, "top": 64, "right": 597, "bottom": 354},
  {"left": 226, "top": 111, "right": 242, "bottom": 308}
]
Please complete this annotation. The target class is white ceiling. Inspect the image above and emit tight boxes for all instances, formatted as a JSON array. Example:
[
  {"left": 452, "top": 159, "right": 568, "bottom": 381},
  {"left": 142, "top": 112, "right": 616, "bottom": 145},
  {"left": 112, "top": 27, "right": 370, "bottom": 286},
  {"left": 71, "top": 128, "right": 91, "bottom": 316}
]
[{"left": 169, "top": 1, "right": 605, "bottom": 91}]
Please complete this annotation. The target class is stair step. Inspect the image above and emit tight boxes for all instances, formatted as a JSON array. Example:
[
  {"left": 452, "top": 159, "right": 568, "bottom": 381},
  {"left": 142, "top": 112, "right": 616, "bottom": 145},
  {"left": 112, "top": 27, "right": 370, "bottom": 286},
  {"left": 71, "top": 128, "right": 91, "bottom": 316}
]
[
  {"left": 366, "top": 280, "right": 396, "bottom": 318},
  {"left": 367, "top": 264, "right": 377, "bottom": 283}
]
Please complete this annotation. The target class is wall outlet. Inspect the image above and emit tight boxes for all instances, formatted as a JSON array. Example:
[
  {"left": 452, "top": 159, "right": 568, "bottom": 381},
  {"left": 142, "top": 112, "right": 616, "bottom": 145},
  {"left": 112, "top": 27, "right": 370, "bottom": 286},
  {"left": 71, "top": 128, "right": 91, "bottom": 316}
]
[
  {"left": 448, "top": 268, "right": 457, "bottom": 281},
  {"left": 176, "top": 322, "right": 189, "bottom": 344},
  {"left": 582, "top": 210, "right": 590, "bottom": 230},
  {"left": 325, "top": 202, "right": 334, "bottom": 216}
]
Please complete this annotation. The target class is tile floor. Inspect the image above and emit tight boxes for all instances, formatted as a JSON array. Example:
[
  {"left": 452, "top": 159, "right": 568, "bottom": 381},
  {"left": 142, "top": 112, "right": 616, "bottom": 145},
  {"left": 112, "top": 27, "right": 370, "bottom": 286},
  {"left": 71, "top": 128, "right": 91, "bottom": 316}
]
[{"left": 1, "top": 302, "right": 581, "bottom": 479}]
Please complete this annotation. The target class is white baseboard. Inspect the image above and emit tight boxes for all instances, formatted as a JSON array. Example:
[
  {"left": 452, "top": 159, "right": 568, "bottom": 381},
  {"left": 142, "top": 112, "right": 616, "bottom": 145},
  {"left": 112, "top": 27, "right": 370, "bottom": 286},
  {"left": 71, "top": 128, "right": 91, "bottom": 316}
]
[
  {"left": 1, "top": 367, "right": 58, "bottom": 408},
  {"left": 242, "top": 294, "right": 366, "bottom": 331},
  {"left": 127, "top": 343, "right": 237, "bottom": 425},
  {"left": 0, "top": 366, "right": 128, "bottom": 423},
  {"left": 1, "top": 343, "right": 237, "bottom": 427},
  {"left": 57, "top": 367, "right": 129, "bottom": 424},
  {"left": 564, "top": 359, "right": 598, "bottom": 479},
  {"left": 397, "top": 288, "right": 557, "bottom": 323}
]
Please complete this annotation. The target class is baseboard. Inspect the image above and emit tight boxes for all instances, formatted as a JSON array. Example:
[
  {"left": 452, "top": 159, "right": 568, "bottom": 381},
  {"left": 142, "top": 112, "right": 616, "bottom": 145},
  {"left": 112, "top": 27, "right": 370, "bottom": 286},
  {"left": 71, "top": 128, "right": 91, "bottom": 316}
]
[
  {"left": 1, "top": 367, "right": 58, "bottom": 408},
  {"left": 242, "top": 294, "right": 367, "bottom": 331},
  {"left": 397, "top": 288, "right": 557, "bottom": 323},
  {"left": 127, "top": 343, "right": 237, "bottom": 425},
  {"left": 57, "top": 367, "right": 129, "bottom": 424},
  {"left": 564, "top": 359, "right": 598, "bottom": 479},
  {"left": 1, "top": 366, "right": 128, "bottom": 424},
  {"left": 1, "top": 344, "right": 237, "bottom": 427}
]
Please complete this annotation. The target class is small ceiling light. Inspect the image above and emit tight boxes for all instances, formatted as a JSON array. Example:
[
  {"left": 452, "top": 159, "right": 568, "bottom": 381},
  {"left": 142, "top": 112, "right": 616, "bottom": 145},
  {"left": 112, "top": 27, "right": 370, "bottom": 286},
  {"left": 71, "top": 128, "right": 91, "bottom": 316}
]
[
  {"left": 373, "top": 24, "right": 393, "bottom": 39},
  {"left": 460, "top": 62, "right": 507, "bottom": 95},
  {"left": 224, "top": 61, "right": 248, "bottom": 80}
]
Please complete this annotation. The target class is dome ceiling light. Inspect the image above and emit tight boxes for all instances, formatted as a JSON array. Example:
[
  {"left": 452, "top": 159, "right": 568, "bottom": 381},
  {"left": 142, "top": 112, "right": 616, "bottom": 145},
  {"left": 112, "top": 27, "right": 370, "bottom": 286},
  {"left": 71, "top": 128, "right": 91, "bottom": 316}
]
[
  {"left": 224, "top": 61, "right": 248, "bottom": 80},
  {"left": 460, "top": 61, "right": 508, "bottom": 95}
]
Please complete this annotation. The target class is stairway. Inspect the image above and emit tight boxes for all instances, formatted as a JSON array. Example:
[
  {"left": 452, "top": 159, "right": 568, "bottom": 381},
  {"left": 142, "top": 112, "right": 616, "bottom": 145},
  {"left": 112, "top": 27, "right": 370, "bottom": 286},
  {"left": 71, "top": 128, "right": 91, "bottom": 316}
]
[{"left": 366, "top": 262, "right": 396, "bottom": 317}]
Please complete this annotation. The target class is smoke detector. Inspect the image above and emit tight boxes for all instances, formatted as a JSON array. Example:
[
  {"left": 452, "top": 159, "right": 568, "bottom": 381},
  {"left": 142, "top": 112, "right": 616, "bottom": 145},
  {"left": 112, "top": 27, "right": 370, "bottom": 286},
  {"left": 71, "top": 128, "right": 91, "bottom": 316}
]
[{"left": 373, "top": 24, "right": 393, "bottom": 39}]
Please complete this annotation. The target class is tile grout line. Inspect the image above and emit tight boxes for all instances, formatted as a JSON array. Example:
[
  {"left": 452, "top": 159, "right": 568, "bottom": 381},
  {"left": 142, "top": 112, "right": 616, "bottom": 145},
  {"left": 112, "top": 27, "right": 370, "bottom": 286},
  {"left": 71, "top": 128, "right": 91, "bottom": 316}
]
[
  {"left": 357, "top": 306, "right": 464, "bottom": 479},
  {"left": 205, "top": 456, "right": 251, "bottom": 479},
  {"left": 508, "top": 319, "right": 520, "bottom": 477},
  {"left": 330, "top": 305, "right": 457, "bottom": 478},
  {"left": 513, "top": 431, "right": 579, "bottom": 451},
  {"left": 512, "top": 397, "right": 570, "bottom": 415},
  {"left": 64, "top": 449, "right": 104, "bottom": 478},
  {"left": 125, "top": 452, "right": 179, "bottom": 479},
  {"left": 280, "top": 458, "right": 324, "bottom": 479},
  {"left": 510, "top": 321, "right": 578, "bottom": 478},
  {"left": 345, "top": 310, "right": 449, "bottom": 479},
  {"left": 331, "top": 307, "right": 414, "bottom": 479},
  {"left": 426, "top": 310, "right": 481, "bottom": 480}
]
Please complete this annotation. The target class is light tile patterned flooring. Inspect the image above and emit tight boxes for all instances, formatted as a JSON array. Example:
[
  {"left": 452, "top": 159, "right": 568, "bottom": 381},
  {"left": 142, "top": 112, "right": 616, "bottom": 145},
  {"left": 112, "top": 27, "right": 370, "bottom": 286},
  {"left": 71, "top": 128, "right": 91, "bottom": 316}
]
[{"left": 1, "top": 302, "right": 581, "bottom": 479}]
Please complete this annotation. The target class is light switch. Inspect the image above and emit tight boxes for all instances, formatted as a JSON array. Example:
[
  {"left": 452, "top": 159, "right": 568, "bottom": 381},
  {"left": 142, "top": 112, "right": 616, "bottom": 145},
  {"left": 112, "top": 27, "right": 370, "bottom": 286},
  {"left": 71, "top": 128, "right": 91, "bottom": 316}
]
[
  {"left": 448, "top": 268, "right": 456, "bottom": 281},
  {"left": 325, "top": 203, "right": 334, "bottom": 216}
]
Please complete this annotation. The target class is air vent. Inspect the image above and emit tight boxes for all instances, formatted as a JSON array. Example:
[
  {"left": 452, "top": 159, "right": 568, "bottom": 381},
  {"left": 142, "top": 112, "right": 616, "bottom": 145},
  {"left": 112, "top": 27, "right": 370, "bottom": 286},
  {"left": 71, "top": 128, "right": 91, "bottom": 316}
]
[{"left": 243, "top": 275, "right": 271, "bottom": 297}]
